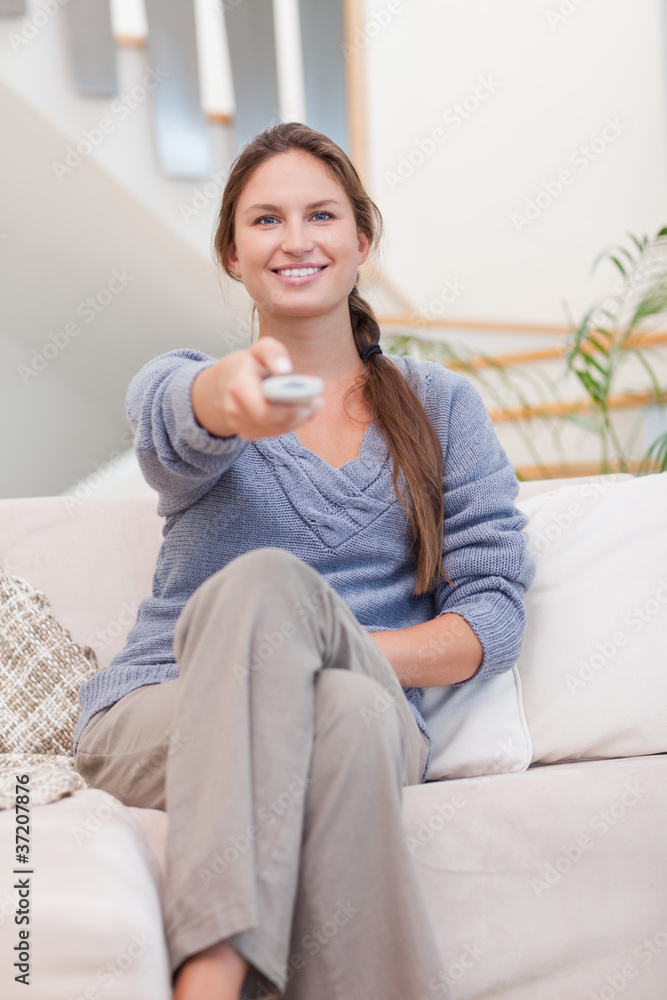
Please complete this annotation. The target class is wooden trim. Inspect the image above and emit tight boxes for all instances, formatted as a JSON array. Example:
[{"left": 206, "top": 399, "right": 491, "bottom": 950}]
[
  {"left": 451, "top": 346, "right": 566, "bottom": 369},
  {"left": 378, "top": 314, "right": 577, "bottom": 335},
  {"left": 515, "top": 459, "right": 661, "bottom": 479},
  {"left": 342, "top": 0, "right": 368, "bottom": 185},
  {"left": 489, "top": 388, "right": 665, "bottom": 424},
  {"left": 207, "top": 111, "right": 233, "bottom": 125},
  {"left": 436, "top": 331, "right": 667, "bottom": 371},
  {"left": 114, "top": 35, "right": 147, "bottom": 48}
]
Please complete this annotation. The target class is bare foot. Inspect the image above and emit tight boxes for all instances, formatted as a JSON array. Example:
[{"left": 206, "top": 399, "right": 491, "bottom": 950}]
[{"left": 172, "top": 940, "right": 250, "bottom": 1000}]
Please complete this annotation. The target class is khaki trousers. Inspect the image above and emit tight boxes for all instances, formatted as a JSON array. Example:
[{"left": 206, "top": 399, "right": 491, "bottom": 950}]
[{"left": 74, "top": 547, "right": 444, "bottom": 999}]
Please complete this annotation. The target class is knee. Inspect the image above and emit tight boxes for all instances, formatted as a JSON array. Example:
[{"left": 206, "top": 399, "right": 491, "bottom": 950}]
[{"left": 314, "top": 670, "right": 404, "bottom": 758}]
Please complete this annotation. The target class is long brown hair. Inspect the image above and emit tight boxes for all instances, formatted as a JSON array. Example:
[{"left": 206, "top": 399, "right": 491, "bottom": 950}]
[{"left": 213, "top": 122, "right": 452, "bottom": 596}]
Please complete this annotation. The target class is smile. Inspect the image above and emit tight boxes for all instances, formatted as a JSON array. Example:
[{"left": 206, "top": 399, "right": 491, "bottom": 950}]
[{"left": 271, "top": 265, "right": 328, "bottom": 285}]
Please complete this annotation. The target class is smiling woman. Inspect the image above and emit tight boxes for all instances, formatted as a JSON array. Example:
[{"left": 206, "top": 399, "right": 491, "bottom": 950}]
[
  {"left": 72, "top": 120, "right": 535, "bottom": 1000},
  {"left": 213, "top": 123, "right": 452, "bottom": 597}
]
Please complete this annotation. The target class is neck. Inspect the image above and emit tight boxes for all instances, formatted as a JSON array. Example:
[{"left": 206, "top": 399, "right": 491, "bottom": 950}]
[{"left": 255, "top": 299, "right": 365, "bottom": 382}]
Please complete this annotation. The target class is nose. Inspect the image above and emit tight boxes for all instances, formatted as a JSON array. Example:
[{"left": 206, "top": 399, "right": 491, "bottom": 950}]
[{"left": 280, "top": 214, "right": 314, "bottom": 257}]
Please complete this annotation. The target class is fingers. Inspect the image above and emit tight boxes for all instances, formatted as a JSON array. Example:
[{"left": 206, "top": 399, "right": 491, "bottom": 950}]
[
  {"left": 227, "top": 337, "right": 324, "bottom": 439},
  {"left": 249, "top": 335, "right": 293, "bottom": 376}
]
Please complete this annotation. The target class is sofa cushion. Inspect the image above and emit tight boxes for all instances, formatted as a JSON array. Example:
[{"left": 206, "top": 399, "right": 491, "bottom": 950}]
[
  {"left": 403, "top": 752, "right": 667, "bottom": 999},
  {"left": 0, "top": 754, "right": 88, "bottom": 807},
  {"left": 0, "top": 788, "right": 171, "bottom": 999},
  {"left": 0, "top": 568, "right": 98, "bottom": 754},
  {"left": 422, "top": 664, "right": 533, "bottom": 780},
  {"left": 409, "top": 474, "right": 635, "bottom": 781},
  {"left": 517, "top": 472, "right": 667, "bottom": 763},
  {"left": 0, "top": 495, "right": 163, "bottom": 671}
]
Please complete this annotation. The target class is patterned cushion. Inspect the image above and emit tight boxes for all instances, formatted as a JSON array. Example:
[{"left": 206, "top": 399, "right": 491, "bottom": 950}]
[
  {"left": 0, "top": 568, "right": 99, "bottom": 755},
  {"left": 0, "top": 753, "right": 89, "bottom": 809}
]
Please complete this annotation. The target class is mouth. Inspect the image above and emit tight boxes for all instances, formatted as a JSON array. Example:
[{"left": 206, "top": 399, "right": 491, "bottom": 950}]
[{"left": 270, "top": 265, "right": 328, "bottom": 286}]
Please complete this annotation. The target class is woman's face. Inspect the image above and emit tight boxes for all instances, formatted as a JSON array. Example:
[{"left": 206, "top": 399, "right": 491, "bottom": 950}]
[{"left": 226, "top": 150, "right": 370, "bottom": 321}]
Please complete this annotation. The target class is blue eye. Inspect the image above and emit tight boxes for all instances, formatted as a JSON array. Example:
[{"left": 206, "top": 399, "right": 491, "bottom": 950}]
[{"left": 255, "top": 212, "right": 333, "bottom": 225}]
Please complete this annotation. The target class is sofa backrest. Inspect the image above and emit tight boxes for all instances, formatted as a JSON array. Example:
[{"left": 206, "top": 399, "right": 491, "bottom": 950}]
[
  {"left": 0, "top": 495, "right": 163, "bottom": 669},
  {"left": 0, "top": 474, "right": 633, "bottom": 670}
]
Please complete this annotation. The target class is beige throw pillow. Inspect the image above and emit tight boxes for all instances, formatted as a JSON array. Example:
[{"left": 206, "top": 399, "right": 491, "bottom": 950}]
[
  {"left": 0, "top": 754, "right": 89, "bottom": 809},
  {"left": 0, "top": 569, "right": 99, "bottom": 755},
  {"left": 515, "top": 472, "right": 667, "bottom": 763}
]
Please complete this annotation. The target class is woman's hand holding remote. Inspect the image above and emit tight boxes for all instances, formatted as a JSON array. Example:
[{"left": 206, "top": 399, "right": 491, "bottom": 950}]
[{"left": 191, "top": 336, "right": 326, "bottom": 440}]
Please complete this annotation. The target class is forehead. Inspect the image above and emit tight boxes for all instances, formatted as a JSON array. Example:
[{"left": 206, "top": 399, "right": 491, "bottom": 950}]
[{"left": 238, "top": 151, "right": 347, "bottom": 208}]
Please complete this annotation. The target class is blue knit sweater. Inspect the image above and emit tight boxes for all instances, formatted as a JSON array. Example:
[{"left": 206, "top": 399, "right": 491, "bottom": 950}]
[{"left": 73, "top": 349, "right": 536, "bottom": 779}]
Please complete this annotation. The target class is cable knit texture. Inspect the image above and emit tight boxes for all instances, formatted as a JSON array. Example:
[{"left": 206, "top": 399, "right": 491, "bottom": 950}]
[{"left": 74, "top": 349, "right": 536, "bottom": 780}]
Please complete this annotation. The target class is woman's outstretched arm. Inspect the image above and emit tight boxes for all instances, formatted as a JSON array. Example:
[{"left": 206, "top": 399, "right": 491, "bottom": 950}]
[
  {"left": 128, "top": 339, "right": 320, "bottom": 518},
  {"left": 127, "top": 348, "right": 249, "bottom": 517}
]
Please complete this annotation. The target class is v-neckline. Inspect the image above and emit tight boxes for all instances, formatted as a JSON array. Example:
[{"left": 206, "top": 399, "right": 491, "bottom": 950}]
[
  {"left": 253, "top": 415, "right": 389, "bottom": 494},
  {"left": 284, "top": 409, "right": 392, "bottom": 475},
  {"left": 286, "top": 418, "right": 376, "bottom": 473}
]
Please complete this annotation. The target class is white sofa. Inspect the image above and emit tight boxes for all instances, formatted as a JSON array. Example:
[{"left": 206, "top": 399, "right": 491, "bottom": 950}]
[{"left": 0, "top": 472, "right": 666, "bottom": 1000}]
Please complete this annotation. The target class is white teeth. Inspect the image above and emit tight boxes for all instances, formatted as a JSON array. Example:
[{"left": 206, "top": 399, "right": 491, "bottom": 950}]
[{"left": 275, "top": 267, "right": 324, "bottom": 276}]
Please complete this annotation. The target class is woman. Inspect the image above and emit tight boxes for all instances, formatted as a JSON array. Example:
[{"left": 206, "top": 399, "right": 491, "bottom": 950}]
[{"left": 73, "top": 122, "right": 535, "bottom": 1000}]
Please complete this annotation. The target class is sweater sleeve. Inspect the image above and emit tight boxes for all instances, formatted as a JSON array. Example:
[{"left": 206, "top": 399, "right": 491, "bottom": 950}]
[
  {"left": 127, "top": 349, "right": 249, "bottom": 517},
  {"left": 429, "top": 367, "right": 536, "bottom": 686}
]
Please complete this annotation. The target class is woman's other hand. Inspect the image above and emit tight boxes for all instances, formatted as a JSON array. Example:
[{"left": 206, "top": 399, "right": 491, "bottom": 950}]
[{"left": 191, "top": 336, "right": 325, "bottom": 440}]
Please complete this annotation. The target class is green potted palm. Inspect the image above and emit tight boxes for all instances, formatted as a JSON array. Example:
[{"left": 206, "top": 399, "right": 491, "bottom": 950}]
[{"left": 381, "top": 227, "right": 667, "bottom": 479}]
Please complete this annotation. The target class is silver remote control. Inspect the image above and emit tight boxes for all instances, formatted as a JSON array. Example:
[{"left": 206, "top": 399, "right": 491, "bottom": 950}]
[{"left": 262, "top": 374, "right": 324, "bottom": 404}]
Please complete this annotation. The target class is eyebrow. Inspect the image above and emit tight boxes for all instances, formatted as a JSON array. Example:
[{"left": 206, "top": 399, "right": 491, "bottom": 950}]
[{"left": 244, "top": 199, "right": 344, "bottom": 215}]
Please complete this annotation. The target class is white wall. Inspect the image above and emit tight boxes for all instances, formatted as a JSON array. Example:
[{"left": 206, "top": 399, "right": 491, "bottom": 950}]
[
  {"left": 1, "top": 0, "right": 666, "bottom": 496},
  {"left": 364, "top": 0, "right": 667, "bottom": 326},
  {"left": 359, "top": 0, "right": 667, "bottom": 471}
]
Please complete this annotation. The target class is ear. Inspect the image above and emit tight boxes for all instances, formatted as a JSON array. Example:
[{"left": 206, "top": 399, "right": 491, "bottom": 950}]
[
  {"left": 225, "top": 243, "right": 241, "bottom": 277},
  {"left": 357, "top": 228, "right": 371, "bottom": 267}
]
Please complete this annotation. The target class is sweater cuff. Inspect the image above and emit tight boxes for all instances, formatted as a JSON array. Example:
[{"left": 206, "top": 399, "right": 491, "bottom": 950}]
[
  {"left": 439, "top": 592, "right": 523, "bottom": 687},
  {"left": 166, "top": 360, "right": 243, "bottom": 457}
]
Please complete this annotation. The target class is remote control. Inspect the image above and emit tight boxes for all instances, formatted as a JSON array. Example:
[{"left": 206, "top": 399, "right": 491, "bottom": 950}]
[{"left": 262, "top": 374, "right": 324, "bottom": 404}]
